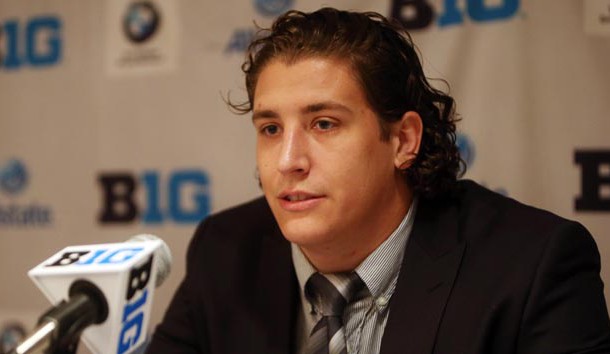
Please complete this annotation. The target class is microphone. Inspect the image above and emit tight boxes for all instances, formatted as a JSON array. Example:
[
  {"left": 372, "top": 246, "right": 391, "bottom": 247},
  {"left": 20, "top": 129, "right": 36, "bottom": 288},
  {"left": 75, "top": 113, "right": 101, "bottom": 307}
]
[{"left": 10, "top": 234, "right": 172, "bottom": 354}]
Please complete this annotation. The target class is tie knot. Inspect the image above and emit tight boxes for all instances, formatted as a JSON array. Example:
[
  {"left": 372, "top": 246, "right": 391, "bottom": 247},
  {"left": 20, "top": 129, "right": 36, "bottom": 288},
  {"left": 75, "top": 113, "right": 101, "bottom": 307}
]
[{"left": 305, "top": 272, "right": 364, "bottom": 317}]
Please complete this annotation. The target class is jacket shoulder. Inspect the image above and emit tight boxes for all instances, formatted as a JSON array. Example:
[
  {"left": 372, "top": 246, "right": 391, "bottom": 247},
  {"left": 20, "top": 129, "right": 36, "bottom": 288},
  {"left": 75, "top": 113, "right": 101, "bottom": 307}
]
[{"left": 453, "top": 179, "right": 579, "bottom": 234}]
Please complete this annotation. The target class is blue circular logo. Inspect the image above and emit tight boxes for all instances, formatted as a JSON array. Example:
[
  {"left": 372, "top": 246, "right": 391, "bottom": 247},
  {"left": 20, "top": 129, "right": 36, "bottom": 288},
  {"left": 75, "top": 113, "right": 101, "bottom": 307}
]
[
  {"left": 254, "top": 0, "right": 293, "bottom": 17},
  {"left": 123, "top": 1, "right": 160, "bottom": 43},
  {"left": 1, "top": 322, "right": 26, "bottom": 353},
  {"left": 456, "top": 133, "right": 475, "bottom": 170},
  {"left": 0, "top": 159, "right": 28, "bottom": 195},
  {"left": 0, "top": 28, "right": 5, "bottom": 66}
]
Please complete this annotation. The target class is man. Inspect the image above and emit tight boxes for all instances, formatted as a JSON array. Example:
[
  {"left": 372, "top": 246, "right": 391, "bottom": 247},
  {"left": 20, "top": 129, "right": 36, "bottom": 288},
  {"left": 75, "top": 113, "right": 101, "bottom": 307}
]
[{"left": 147, "top": 8, "right": 610, "bottom": 354}]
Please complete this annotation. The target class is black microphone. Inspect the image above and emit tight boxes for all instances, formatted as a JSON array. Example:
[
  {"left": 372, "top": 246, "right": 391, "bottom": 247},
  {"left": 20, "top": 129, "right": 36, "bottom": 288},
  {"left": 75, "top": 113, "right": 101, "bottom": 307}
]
[{"left": 9, "top": 234, "right": 171, "bottom": 354}]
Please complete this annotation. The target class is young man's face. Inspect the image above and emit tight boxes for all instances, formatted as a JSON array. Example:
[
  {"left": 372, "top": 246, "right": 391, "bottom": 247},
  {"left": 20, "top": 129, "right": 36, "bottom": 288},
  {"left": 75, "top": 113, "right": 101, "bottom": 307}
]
[{"left": 252, "top": 57, "right": 411, "bottom": 267}]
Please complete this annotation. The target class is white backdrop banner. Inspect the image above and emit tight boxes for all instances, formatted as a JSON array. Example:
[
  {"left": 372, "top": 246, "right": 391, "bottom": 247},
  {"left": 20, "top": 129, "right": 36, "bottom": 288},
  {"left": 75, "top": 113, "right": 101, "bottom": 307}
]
[{"left": 1, "top": 0, "right": 609, "bottom": 352}]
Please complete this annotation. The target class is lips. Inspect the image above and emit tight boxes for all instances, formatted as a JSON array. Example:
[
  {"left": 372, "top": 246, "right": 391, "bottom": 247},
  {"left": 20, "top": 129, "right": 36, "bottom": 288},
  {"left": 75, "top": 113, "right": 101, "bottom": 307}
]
[
  {"left": 277, "top": 191, "right": 324, "bottom": 211},
  {"left": 285, "top": 194, "right": 312, "bottom": 202}
]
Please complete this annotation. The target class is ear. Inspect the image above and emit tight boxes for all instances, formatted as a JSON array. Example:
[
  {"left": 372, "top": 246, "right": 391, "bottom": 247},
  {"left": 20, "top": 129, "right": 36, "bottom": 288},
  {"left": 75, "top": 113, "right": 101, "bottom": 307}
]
[{"left": 392, "top": 111, "right": 423, "bottom": 170}]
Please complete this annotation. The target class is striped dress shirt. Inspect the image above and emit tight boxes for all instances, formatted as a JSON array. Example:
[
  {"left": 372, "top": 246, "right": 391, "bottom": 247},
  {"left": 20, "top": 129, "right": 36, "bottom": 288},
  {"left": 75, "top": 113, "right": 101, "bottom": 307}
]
[{"left": 292, "top": 198, "right": 418, "bottom": 354}]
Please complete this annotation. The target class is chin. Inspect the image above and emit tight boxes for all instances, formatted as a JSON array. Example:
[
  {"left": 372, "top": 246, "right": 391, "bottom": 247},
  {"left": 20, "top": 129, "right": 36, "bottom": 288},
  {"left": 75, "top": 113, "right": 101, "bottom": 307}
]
[{"left": 277, "top": 218, "right": 333, "bottom": 247}]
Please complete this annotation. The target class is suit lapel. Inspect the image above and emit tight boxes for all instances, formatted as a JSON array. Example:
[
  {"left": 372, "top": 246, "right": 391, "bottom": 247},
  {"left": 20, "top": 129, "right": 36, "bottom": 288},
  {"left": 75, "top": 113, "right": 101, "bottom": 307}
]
[
  {"left": 255, "top": 221, "right": 299, "bottom": 354},
  {"left": 380, "top": 197, "right": 466, "bottom": 354}
]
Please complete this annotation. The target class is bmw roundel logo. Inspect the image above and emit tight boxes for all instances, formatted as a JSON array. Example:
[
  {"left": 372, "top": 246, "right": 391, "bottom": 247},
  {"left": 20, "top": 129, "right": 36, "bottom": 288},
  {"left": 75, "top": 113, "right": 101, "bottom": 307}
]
[
  {"left": 456, "top": 133, "right": 475, "bottom": 169},
  {"left": 0, "top": 159, "right": 28, "bottom": 196},
  {"left": 254, "top": 0, "right": 293, "bottom": 17},
  {"left": 123, "top": 1, "right": 160, "bottom": 44}
]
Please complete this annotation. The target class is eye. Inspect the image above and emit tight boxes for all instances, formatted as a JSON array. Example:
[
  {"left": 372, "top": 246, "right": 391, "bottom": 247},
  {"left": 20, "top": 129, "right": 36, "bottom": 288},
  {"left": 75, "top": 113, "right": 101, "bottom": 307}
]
[
  {"left": 313, "top": 119, "right": 336, "bottom": 131},
  {"left": 260, "top": 124, "right": 280, "bottom": 136}
]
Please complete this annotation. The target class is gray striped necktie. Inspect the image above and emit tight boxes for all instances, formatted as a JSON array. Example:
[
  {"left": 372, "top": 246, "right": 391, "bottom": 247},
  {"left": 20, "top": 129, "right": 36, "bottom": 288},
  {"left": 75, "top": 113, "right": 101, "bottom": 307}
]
[{"left": 304, "top": 272, "right": 364, "bottom": 354}]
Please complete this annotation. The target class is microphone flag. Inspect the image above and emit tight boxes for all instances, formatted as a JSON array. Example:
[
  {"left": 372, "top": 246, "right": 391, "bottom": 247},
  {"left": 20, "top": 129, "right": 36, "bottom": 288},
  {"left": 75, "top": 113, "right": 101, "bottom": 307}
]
[{"left": 28, "top": 238, "right": 163, "bottom": 354}]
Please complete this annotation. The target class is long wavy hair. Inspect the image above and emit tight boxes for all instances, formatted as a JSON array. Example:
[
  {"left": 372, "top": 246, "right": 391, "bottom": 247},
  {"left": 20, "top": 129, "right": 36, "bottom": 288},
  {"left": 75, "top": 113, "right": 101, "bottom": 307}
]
[{"left": 230, "top": 7, "right": 464, "bottom": 198}]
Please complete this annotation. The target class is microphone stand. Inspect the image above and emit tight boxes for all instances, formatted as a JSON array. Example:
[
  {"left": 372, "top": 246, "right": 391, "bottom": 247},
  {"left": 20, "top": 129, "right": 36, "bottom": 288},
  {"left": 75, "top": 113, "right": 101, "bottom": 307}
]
[{"left": 9, "top": 280, "right": 108, "bottom": 354}]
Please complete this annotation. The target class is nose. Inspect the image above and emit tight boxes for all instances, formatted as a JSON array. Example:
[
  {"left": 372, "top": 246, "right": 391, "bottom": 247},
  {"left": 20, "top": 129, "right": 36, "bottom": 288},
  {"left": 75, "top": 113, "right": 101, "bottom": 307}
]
[{"left": 277, "top": 126, "right": 310, "bottom": 175}]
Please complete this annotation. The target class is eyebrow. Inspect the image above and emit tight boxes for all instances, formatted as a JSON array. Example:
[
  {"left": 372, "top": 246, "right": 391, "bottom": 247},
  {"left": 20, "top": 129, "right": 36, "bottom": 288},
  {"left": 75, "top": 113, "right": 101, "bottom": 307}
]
[
  {"left": 252, "top": 109, "right": 279, "bottom": 121},
  {"left": 303, "top": 101, "right": 353, "bottom": 115},
  {"left": 252, "top": 101, "right": 353, "bottom": 121}
]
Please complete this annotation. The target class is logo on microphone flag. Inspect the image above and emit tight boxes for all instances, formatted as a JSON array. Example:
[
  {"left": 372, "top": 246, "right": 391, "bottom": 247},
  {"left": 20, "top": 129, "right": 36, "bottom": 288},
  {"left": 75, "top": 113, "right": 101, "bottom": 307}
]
[{"left": 28, "top": 239, "right": 163, "bottom": 354}]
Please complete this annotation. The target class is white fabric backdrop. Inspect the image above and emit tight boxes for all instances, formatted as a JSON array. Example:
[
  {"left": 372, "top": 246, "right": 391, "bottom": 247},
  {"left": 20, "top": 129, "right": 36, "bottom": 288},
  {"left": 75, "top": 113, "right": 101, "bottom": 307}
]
[{"left": 1, "top": 0, "right": 609, "bottom": 352}]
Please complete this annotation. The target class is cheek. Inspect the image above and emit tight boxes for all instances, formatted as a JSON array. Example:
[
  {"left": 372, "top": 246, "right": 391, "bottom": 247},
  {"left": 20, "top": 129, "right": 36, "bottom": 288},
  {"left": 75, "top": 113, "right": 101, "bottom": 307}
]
[
  {"left": 256, "top": 142, "right": 274, "bottom": 168},
  {"left": 258, "top": 163, "right": 274, "bottom": 188},
  {"left": 333, "top": 134, "right": 394, "bottom": 171},
  {"left": 331, "top": 145, "right": 395, "bottom": 193},
  {"left": 256, "top": 148, "right": 274, "bottom": 188},
  {"left": 322, "top": 152, "right": 372, "bottom": 196}
]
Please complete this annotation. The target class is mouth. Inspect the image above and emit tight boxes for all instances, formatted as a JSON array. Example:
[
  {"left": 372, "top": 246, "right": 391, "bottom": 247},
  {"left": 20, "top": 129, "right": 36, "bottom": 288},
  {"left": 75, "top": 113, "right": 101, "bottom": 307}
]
[
  {"left": 277, "top": 191, "right": 324, "bottom": 211},
  {"left": 279, "top": 190, "right": 321, "bottom": 201},
  {"left": 283, "top": 193, "right": 315, "bottom": 202}
]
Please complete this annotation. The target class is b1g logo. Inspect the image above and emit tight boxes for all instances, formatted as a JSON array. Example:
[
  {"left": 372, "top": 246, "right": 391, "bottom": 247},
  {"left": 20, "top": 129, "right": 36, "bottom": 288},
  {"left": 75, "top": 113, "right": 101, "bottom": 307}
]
[
  {"left": 98, "top": 169, "right": 210, "bottom": 224},
  {"left": 390, "top": 0, "right": 520, "bottom": 30},
  {"left": 0, "top": 15, "right": 62, "bottom": 70},
  {"left": 46, "top": 247, "right": 145, "bottom": 267},
  {"left": 254, "top": 0, "right": 293, "bottom": 17},
  {"left": 574, "top": 150, "right": 610, "bottom": 211},
  {"left": 456, "top": 132, "right": 475, "bottom": 172},
  {"left": 118, "top": 255, "right": 153, "bottom": 354}
]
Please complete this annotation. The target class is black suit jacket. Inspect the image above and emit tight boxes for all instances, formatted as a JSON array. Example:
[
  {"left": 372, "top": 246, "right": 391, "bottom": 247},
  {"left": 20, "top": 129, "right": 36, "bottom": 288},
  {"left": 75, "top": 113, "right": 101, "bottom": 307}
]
[{"left": 147, "top": 180, "right": 610, "bottom": 353}]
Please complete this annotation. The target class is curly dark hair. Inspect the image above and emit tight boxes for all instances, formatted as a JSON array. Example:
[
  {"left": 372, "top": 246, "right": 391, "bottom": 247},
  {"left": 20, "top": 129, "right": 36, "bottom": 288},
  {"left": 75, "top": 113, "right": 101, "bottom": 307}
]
[{"left": 230, "top": 7, "right": 464, "bottom": 198}]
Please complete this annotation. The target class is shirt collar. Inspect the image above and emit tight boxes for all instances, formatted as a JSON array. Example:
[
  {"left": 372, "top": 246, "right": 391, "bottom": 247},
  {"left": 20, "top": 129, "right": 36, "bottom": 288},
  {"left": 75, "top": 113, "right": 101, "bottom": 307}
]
[{"left": 292, "top": 197, "right": 418, "bottom": 303}]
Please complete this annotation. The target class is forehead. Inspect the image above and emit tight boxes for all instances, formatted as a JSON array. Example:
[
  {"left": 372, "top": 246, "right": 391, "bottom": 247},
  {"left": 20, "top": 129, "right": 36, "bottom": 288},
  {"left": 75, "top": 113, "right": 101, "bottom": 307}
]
[{"left": 253, "top": 57, "right": 368, "bottom": 110}]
